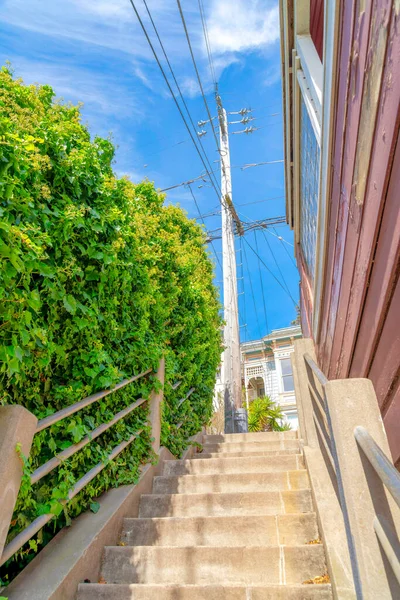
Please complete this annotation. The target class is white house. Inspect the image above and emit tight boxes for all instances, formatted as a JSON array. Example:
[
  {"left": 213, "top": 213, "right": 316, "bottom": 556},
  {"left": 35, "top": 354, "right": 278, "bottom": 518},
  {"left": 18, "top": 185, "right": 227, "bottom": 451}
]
[{"left": 241, "top": 325, "right": 302, "bottom": 429}]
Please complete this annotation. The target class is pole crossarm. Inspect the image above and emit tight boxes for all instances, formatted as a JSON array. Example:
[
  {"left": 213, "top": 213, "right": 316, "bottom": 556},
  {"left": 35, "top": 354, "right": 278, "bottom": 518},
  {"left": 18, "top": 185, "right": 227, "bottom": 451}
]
[{"left": 206, "top": 216, "right": 286, "bottom": 242}]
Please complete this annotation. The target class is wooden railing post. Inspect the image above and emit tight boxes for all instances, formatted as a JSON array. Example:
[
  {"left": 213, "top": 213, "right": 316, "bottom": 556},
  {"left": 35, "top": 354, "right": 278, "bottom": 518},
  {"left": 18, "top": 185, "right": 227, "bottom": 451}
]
[
  {"left": 149, "top": 357, "right": 165, "bottom": 453},
  {"left": 0, "top": 405, "right": 37, "bottom": 558},
  {"left": 325, "top": 378, "right": 400, "bottom": 599}
]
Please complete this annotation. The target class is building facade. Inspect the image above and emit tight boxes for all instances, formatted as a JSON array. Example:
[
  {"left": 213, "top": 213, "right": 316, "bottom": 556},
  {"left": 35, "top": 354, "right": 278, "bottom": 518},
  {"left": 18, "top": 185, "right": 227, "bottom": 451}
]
[
  {"left": 241, "top": 325, "right": 302, "bottom": 429},
  {"left": 280, "top": 0, "right": 400, "bottom": 464}
]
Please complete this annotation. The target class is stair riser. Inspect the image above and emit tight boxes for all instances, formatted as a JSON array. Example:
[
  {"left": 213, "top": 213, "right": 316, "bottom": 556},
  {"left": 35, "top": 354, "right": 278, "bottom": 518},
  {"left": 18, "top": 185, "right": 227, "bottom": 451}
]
[
  {"left": 163, "top": 455, "right": 303, "bottom": 476},
  {"left": 200, "top": 440, "right": 300, "bottom": 453},
  {"left": 194, "top": 449, "right": 300, "bottom": 459},
  {"left": 153, "top": 470, "right": 309, "bottom": 494},
  {"left": 77, "top": 584, "right": 333, "bottom": 600},
  {"left": 101, "top": 545, "right": 327, "bottom": 585},
  {"left": 121, "top": 514, "right": 319, "bottom": 547},
  {"left": 139, "top": 491, "right": 313, "bottom": 518},
  {"left": 205, "top": 432, "right": 298, "bottom": 444}
]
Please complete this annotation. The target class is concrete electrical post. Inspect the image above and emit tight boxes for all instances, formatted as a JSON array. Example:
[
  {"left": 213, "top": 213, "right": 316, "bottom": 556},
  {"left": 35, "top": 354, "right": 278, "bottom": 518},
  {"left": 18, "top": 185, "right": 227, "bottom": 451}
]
[{"left": 217, "top": 101, "right": 247, "bottom": 434}]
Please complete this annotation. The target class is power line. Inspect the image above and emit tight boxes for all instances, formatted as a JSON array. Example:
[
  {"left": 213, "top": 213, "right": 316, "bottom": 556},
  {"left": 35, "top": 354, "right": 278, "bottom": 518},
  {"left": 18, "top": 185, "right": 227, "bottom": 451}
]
[
  {"left": 254, "top": 230, "right": 270, "bottom": 338},
  {"left": 176, "top": 0, "right": 221, "bottom": 157},
  {"left": 161, "top": 161, "right": 284, "bottom": 192},
  {"left": 271, "top": 227, "right": 297, "bottom": 268},
  {"left": 198, "top": 0, "right": 217, "bottom": 88},
  {"left": 238, "top": 237, "right": 248, "bottom": 344},
  {"left": 193, "top": 196, "right": 286, "bottom": 222},
  {"left": 253, "top": 230, "right": 273, "bottom": 392},
  {"left": 206, "top": 216, "right": 286, "bottom": 241},
  {"left": 129, "top": 0, "right": 222, "bottom": 206},
  {"left": 142, "top": 138, "right": 189, "bottom": 163},
  {"left": 242, "top": 240, "right": 263, "bottom": 340},
  {"left": 260, "top": 229, "right": 294, "bottom": 302},
  {"left": 141, "top": 0, "right": 221, "bottom": 197},
  {"left": 187, "top": 183, "right": 222, "bottom": 270},
  {"left": 242, "top": 236, "right": 297, "bottom": 307}
]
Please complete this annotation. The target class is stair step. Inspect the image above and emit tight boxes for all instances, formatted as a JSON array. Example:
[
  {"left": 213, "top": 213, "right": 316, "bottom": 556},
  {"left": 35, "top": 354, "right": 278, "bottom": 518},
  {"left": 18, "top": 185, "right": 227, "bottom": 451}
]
[
  {"left": 204, "top": 431, "right": 298, "bottom": 444},
  {"left": 153, "top": 470, "right": 309, "bottom": 494},
  {"left": 100, "top": 545, "right": 327, "bottom": 585},
  {"left": 121, "top": 514, "right": 319, "bottom": 547},
  {"left": 77, "top": 583, "right": 332, "bottom": 599},
  {"left": 139, "top": 490, "right": 313, "bottom": 518},
  {"left": 200, "top": 439, "right": 300, "bottom": 454},
  {"left": 163, "top": 455, "right": 303, "bottom": 476},
  {"left": 194, "top": 449, "right": 300, "bottom": 459}
]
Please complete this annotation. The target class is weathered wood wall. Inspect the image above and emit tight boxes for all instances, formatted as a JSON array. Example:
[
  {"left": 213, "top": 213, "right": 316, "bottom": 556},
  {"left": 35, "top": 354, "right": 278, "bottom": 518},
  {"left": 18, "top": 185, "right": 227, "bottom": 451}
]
[
  {"left": 310, "top": 0, "right": 324, "bottom": 61},
  {"left": 314, "top": 0, "right": 400, "bottom": 464}
]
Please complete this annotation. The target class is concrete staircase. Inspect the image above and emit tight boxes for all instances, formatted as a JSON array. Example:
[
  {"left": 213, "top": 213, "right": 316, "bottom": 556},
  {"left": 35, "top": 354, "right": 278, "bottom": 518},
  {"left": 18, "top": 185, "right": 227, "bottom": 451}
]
[{"left": 77, "top": 431, "right": 332, "bottom": 599}]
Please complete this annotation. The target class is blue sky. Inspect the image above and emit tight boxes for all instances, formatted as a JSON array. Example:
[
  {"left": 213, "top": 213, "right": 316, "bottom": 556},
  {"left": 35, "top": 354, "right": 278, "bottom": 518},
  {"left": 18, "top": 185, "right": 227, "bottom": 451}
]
[{"left": 0, "top": 0, "right": 300, "bottom": 341}]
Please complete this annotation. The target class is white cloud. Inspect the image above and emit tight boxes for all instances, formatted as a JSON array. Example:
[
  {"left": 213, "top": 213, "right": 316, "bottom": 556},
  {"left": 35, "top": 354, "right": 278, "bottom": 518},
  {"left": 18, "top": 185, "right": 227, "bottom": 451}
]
[
  {"left": 207, "top": 0, "right": 279, "bottom": 55},
  {"left": 1, "top": 0, "right": 280, "bottom": 106}
]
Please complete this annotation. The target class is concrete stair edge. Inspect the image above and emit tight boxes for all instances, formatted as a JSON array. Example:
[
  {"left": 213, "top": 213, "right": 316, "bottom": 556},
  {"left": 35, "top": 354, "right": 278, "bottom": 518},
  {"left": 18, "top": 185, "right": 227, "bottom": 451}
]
[{"left": 77, "top": 583, "right": 332, "bottom": 600}]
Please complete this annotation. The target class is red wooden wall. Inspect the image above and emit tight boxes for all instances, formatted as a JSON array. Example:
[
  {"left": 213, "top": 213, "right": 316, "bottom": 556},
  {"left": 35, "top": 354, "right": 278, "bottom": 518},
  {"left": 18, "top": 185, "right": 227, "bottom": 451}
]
[
  {"left": 310, "top": 0, "right": 324, "bottom": 61},
  {"left": 311, "top": 0, "right": 400, "bottom": 464}
]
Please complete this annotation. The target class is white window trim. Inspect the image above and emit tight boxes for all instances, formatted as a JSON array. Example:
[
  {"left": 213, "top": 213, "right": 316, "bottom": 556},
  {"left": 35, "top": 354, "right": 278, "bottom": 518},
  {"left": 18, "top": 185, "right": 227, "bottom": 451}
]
[
  {"left": 293, "top": 58, "right": 321, "bottom": 250},
  {"left": 297, "top": 70, "right": 322, "bottom": 143},
  {"left": 313, "top": 0, "right": 341, "bottom": 341},
  {"left": 296, "top": 35, "right": 323, "bottom": 120}
]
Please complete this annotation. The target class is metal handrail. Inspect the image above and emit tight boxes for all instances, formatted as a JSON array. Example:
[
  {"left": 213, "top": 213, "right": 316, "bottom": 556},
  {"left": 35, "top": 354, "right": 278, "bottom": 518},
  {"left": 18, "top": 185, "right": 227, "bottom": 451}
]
[
  {"left": 312, "top": 412, "right": 334, "bottom": 468},
  {"left": 373, "top": 515, "right": 400, "bottom": 585},
  {"left": 30, "top": 397, "right": 147, "bottom": 484},
  {"left": 303, "top": 352, "right": 400, "bottom": 592},
  {"left": 307, "top": 380, "right": 329, "bottom": 425},
  {"left": 2, "top": 367, "right": 154, "bottom": 566},
  {"left": 178, "top": 387, "right": 195, "bottom": 407},
  {"left": 0, "top": 429, "right": 143, "bottom": 566},
  {"left": 36, "top": 368, "right": 152, "bottom": 432},
  {"left": 354, "top": 426, "right": 400, "bottom": 509},
  {"left": 304, "top": 353, "right": 329, "bottom": 386}
]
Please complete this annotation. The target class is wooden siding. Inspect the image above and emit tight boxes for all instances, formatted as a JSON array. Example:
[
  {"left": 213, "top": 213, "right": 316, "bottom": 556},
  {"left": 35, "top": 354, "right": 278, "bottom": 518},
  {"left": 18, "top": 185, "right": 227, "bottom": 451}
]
[
  {"left": 313, "top": 0, "right": 400, "bottom": 462},
  {"left": 310, "top": 0, "right": 324, "bottom": 61}
]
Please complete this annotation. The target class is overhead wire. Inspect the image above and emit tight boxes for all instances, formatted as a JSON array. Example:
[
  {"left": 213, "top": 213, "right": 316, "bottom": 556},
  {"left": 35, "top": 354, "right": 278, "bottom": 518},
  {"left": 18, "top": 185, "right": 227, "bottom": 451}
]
[
  {"left": 176, "top": 0, "right": 222, "bottom": 157},
  {"left": 161, "top": 160, "right": 284, "bottom": 192},
  {"left": 253, "top": 230, "right": 270, "bottom": 337},
  {"left": 238, "top": 237, "right": 248, "bottom": 344},
  {"left": 260, "top": 229, "right": 295, "bottom": 301},
  {"left": 253, "top": 230, "right": 273, "bottom": 393},
  {"left": 129, "top": 0, "right": 222, "bottom": 205},
  {"left": 198, "top": 0, "right": 217, "bottom": 87},
  {"left": 242, "top": 236, "right": 298, "bottom": 307},
  {"left": 242, "top": 239, "right": 263, "bottom": 340},
  {"left": 141, "top": 0, "right": 222, "bottom": 197},
  {"left": 187, "top": 183, "right": 222, "bottom": 270},
  {"left": 273, "top": 228, "right": 297, "bottom": 268}
]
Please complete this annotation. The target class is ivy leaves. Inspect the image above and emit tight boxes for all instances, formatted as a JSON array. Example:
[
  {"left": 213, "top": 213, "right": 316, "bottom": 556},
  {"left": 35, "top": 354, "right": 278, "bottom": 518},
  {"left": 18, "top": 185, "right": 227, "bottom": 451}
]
[{"left": 0, "top": 66, "right": 222, "bottom": 583}]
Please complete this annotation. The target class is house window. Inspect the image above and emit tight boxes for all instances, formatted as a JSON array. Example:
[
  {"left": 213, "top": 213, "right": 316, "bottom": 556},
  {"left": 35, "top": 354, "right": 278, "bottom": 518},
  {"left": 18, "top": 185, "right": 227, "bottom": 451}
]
[
  {"left": 300, "top": 95, "right": 320, "bottom": 279},
  {"left": 281, "top": 358, "right": 294, "bottom": 392},
  {"left": 258, "top": 387, "right": 265, "bottom": 398}
]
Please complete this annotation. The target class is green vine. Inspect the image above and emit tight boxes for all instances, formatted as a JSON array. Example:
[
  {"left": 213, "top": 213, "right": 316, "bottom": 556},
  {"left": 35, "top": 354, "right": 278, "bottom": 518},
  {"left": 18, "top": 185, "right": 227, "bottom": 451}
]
[{"left": 0, "top": 66, "right": 222, "bottom": 584}]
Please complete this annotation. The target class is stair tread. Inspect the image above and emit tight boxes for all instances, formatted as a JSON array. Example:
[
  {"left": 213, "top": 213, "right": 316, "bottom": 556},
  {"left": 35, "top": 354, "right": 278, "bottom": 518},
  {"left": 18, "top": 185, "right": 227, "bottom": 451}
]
[
  {"left": 139, "top": 489, "right": 313, "bottom": 517},
  {"left": 77, "top": 583, "right": 332, "bottom": 600},
  {"left": 194, "top": 449, "right": 301, "bottom": 458},
  {"left": 100, "top": 545, "right": 327, "bottom": 585},
  {"left": 121, "top": 513, "right": 319, "bottom": 547},
  {"left": 153, "top": 470, "right": 309, "bottom": 494}
]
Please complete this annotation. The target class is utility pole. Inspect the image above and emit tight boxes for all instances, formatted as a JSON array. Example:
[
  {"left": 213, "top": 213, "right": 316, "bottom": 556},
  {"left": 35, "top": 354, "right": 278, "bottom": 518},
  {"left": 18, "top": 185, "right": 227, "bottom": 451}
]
[{"left": 216, "top": 97, "right": 247, "bottom": 434}]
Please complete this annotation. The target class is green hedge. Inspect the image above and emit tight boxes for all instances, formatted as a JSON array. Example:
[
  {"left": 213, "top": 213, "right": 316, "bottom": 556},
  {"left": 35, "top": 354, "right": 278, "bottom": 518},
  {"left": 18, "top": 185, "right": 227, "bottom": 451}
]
[{"left": 0, "top": 67, "right": 222, "bottom": 583}]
